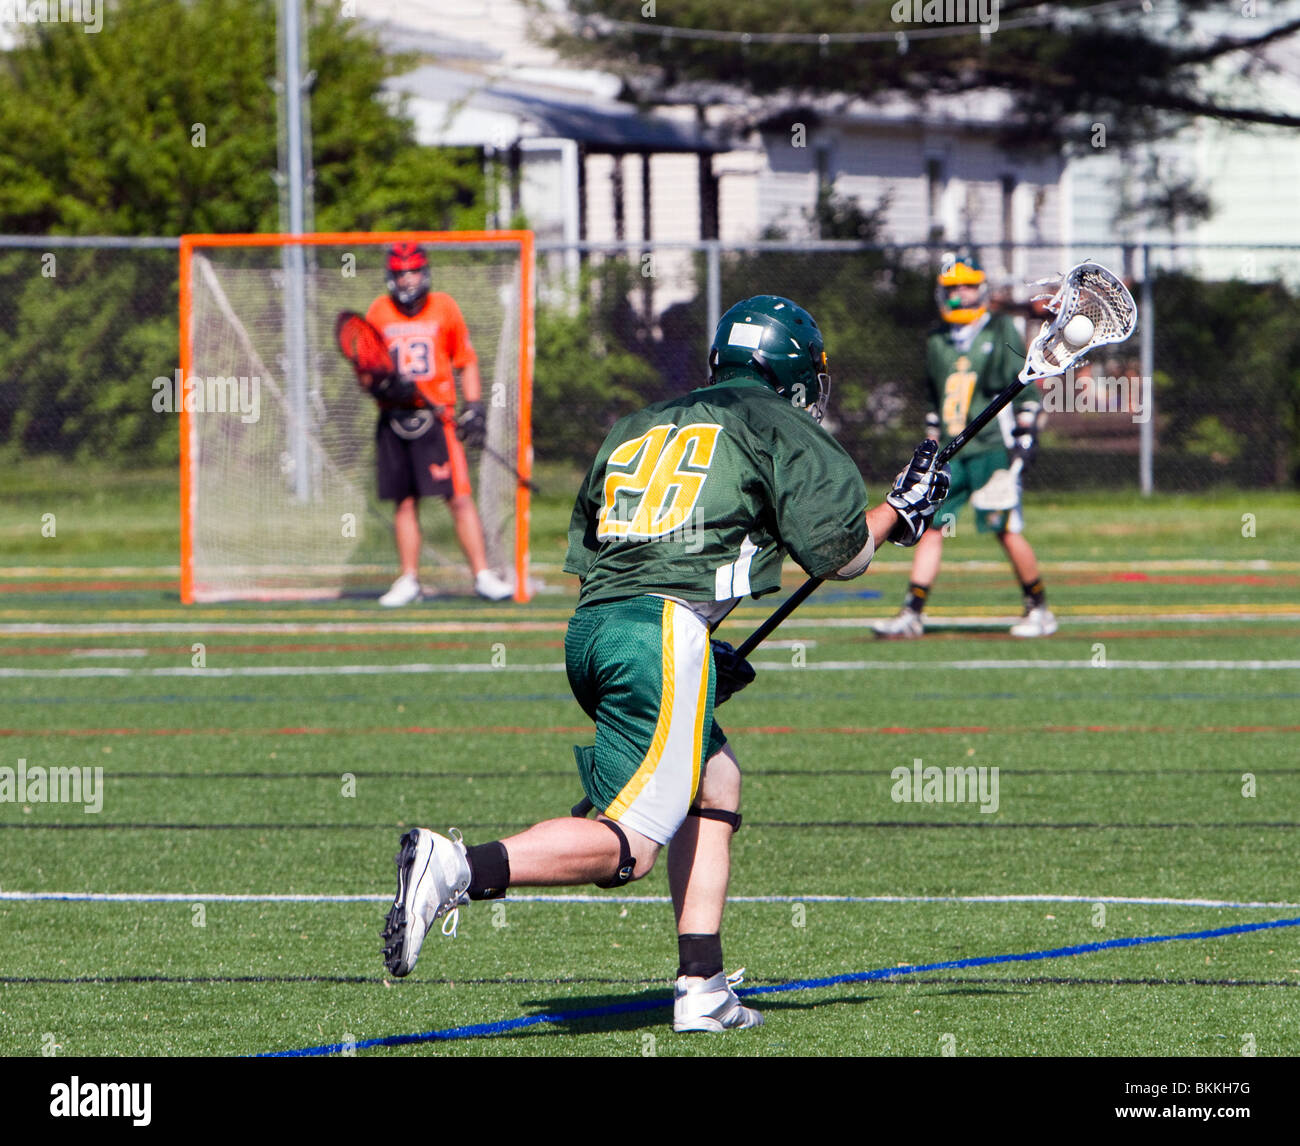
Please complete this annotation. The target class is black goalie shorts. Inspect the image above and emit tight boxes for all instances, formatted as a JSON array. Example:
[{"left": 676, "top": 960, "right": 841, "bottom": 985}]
[{"left": 376, "top": 409, "right": 461, "bottom": 501}]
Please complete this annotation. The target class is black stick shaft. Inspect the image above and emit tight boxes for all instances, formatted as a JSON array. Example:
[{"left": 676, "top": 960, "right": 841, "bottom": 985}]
[
  {"left": 481, "top": 442, "right": 540, "bottom": 492},
  {"left": 732, "top": 376, "right": 1031, "bottom": 658}
]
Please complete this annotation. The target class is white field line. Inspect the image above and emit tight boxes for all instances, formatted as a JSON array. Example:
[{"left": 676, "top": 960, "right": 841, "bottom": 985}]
[
  {"left": 1, "top": 891, "right": 1295, "bottom": 909},
  {"left": 2, "top": 611, "right": 1298, "bottom": 639},
  {"left": 3, "top": 658, "right": 1299, "bottom": 679},
  {"left": 7, "top": 559, "right": 1299, "bottom": 577}
]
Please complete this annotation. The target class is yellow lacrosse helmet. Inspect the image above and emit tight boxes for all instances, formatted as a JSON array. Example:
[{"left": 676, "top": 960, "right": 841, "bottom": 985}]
[{"left": 936, "top": 250, "right": 989, "bottom": 325}]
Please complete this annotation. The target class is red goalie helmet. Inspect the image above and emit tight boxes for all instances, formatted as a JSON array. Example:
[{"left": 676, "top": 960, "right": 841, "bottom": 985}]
[{"left": 386, "top": 242, "right": 431, "bottom": 316}]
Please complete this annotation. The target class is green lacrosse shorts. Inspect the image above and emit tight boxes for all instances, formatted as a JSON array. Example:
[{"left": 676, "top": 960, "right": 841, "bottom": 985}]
[
  {"left": 565, "top": 595, "right": 727, "bottom": 845},
  {"left": 936, "top": 449, "right": 1024, "bottom": 535}
]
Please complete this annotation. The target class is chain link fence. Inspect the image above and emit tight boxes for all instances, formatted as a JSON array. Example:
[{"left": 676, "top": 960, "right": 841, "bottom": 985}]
[{"left": 2, "top": 236, "right": 1297, "bottom": 492}]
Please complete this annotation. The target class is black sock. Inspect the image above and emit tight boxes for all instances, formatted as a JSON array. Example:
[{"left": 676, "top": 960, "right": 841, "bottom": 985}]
[
  {"left": 677, "top": 933, "right": 724, "bottom": 979},
  {"left": 905, "top": 582, "right": 930, "bottom": 614},
  {"left": 466, "top": 841, "right": 510, "bottom": 901},
  {"left": 1021, "top": 578, "right": 1046, "bottom": 609}
]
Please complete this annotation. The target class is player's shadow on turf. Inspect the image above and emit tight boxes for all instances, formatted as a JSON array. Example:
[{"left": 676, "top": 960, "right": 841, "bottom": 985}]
[{"left": 499, "top": 990, "right": 881, "bottom": 1040}]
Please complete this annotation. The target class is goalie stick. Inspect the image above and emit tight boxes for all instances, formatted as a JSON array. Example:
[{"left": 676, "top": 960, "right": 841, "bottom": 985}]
[
  {"left": 732, "top": 261, "right": 1138, "bottom": 659},
  {"left": 334, "top": 310, "right": 539, "bottom": 492}
]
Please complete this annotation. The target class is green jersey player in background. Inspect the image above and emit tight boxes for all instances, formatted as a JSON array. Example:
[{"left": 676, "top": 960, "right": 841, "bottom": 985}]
[
  {"left": 379, "top": 296, "right": 949, "bottom": 1033},
  {"left": 874, "top": 250, "right": 1058, "bottom": 639}
]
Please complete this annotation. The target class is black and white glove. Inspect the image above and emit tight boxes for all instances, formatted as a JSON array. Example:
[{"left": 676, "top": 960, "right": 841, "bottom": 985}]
[
  {"left": 711, "top": 639, "right": 756, "bottom": 706},
  {"left": 886, "top": 439, "right": 951, "bottom": 547},
  {"left": 456, "top": 401, "right": 487, "bottom": 448},
  {"left": 1010, "top": 404, "right": 1041, "bottom": 470}
]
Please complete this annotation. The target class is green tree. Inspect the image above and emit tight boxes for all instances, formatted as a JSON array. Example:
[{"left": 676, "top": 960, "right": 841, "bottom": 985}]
[
  {"left": 543, "top": 1, "right": 1300, "bottom": 151},
  {"left": 0, "top": 0, "right": 485, "bottom": 463}
]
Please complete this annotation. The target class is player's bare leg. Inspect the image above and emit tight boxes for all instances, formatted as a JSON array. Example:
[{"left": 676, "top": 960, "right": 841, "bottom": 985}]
[
  {"left": 448, "top": 493, "right": 513, "bottom": 599},
  {"left": 999, "top": 529, "right": 1038, "bottom": 583},
  {"left": 447, "top": 493, "right": 488, "bottom": 575},
  {"left": 668, "top": 744, "right": 761, "bottom": 1031},
  {"left": 380, "top": 497, "right": 424, "bottom": 606},
  {"left": 393, "top": 496, "right": 421, "bottom": 576},
  {"left": 669, "top": 745, "right": 740, "bottom": 935},
  {"left": 998, "top": 530, "right": 1056, "bottom": 636},
  {"left": 498, "top": 816, "right": 659, "bottom": 884}
]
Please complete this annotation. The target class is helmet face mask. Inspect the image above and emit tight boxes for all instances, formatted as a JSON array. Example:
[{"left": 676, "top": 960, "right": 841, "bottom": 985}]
[
  {"left": 386, "top": 242, "right": 431, "bottom": 316},
  {"left": 936, "top": 249, "right": 989, "bottom": 325},
  {"left": 708, "top": 295, "right": 832, "bottom": 423}
]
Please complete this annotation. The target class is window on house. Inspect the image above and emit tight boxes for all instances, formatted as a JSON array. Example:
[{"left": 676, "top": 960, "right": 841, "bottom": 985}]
[{"left": 927, "top": 156, "right": 945, "bottom": 241}]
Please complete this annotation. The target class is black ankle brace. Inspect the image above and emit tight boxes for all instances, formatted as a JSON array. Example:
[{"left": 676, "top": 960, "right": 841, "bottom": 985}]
[{"left": 677, "top": 933, "right": 724, "bottom": 980}]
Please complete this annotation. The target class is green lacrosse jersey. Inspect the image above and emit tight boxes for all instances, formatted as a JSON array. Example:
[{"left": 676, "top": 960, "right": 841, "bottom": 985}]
[
  {"left": 925, "top": 312, "right": 1041, "bottom": 457},
  {"left": 565, "top": 376, "right": 870, "bottom": 607}
]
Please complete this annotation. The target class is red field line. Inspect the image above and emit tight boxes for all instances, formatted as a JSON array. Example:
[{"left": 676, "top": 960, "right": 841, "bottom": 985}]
[
  {"left": 0, "top": 581, "right": 178, "bottom": 594},
  {"left": 1098, "top": 573, "right": 1300, "bottom": 586}
]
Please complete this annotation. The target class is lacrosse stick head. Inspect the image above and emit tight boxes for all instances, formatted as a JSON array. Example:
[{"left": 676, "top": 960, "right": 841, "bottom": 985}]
[
  {"left": 1020, "top": 262, "right": 1137, "bottom": 382},
  {"left": 335, "top": 311, "right": 396, "bottom": 381}
]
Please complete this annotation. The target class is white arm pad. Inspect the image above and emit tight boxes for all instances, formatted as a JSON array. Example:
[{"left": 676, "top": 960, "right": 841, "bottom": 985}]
[{"left": 828, "top": 527, "right": 876, "bottom": 580}]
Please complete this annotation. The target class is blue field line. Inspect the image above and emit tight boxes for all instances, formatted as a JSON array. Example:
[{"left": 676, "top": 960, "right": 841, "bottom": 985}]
[{"left": 257, "top": 914, "right": 1300, "bottom": 1058}]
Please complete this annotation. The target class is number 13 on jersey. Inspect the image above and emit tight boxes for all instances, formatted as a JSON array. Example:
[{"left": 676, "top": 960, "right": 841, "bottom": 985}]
[{"left": 598, "top": 423, "right": 722, "bottom": 539}]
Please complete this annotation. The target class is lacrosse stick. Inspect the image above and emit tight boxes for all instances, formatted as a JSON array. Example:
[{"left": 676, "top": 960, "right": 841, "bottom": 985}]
[
  {"left": 335, "top": 310, "right": 539, "bottom": 492},
  {"left": 733, "top": 261, "right": 1137, "bottom": 658}
]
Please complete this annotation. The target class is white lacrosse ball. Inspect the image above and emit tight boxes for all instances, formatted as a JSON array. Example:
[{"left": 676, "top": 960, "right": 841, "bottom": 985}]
[{"left": 1062, "top": 314, "right": 1095, "bottom": 348}]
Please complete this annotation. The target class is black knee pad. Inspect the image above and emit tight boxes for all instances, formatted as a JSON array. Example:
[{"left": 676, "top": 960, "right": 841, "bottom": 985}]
[
  {"left": 688, "top": 806, "right": 742, "bottom": 832},
  {"left": 593, "top": 818, "right": 637, "bottom": 889}
]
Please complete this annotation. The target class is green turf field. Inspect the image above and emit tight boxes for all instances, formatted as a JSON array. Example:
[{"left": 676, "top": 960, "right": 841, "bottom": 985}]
[{"left": 1, "top": 471, "right": 1298, "bottom": 1057}]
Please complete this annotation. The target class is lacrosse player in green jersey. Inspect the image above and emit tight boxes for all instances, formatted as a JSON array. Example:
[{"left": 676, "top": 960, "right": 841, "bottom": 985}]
[
  {"left": 874, "top": 250, "right": 1057, "bottom": 639},
  {"left": 381, "top": 296, "right": 949, "bottom": 1032}
]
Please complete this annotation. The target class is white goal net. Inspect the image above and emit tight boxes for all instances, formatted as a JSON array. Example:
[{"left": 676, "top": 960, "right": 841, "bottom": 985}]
[{"left": 179, "top": 232, "right": 533, "bottom": 603}]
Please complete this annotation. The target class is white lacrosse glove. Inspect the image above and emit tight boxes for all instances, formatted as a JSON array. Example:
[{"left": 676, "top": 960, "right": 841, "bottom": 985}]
[{"left": 886, "top": 439, "right": 951, "bottom": 547}]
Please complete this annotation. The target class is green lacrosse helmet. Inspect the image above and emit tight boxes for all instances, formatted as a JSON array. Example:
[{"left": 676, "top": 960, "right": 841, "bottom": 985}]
[{"left": 707, "top": 295, "right": 831, "bottom": 422}]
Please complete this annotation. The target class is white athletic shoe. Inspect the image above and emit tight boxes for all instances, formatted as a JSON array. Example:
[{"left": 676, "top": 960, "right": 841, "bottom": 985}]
[
  {"left": 1010, "top": 605, "right": 1058, "bottom": 638},
  {"left": 871, "top": 608, "right": 925, "bottom": 639},
  {"left": 379, "top": 573, "right": 421, "bottom": 608},
  {"left": 673, "top": 968, "right": 764, "bottom": 1033},
  {"left": 474, "top": 569, "right": 514, "bottom": 601},
  {"left": 381, "top": 828, "right": 471, "bottom": 977}
]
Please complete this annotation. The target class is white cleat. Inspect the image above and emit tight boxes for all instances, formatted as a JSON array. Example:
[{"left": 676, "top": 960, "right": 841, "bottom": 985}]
[
  {"left": 673, "top": 968, "right": 764, "bottom": 1033},
  {"left": 379, "top": 573, "right": 422, "bottom": 608},
  {"left": 871, "top": 608, "right": 925, "bottom": 639},
  {"left": 474, "top": 569, "right": 514, "bottom": 601},
  {"left": 1010, "top": 605, "right": 1058, "bottom": 638},
  {"left": 381, "top": 828, "right": 471, "bottom": 977}
]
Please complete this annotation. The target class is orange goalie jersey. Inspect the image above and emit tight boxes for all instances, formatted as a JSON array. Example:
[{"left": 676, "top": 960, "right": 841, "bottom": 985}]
[{"left": 365, "top": 293, "right": 478, "bottom": 409}]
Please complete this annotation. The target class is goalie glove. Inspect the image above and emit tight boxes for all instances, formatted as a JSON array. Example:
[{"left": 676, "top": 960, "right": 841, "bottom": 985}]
[
  {"left": 885, "top": 439, "right": 951, "bottom": 547},
  {"left": 1010, "top": 403, "right": 1042, "bottom": 469},
  {"left": 457, "top": 401, "right": 486, "bottom": 448},
  {"left": 366, "top": 371, "right": 420, "bottom": 408},
  {"left": 711, "top": 639, "right": 756, "bottom": 706}
]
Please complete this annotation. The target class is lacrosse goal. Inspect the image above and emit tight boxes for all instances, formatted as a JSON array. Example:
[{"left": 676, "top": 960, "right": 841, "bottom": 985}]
[{"left": 178, "top": 231, "right": 534, "bottom": 603}]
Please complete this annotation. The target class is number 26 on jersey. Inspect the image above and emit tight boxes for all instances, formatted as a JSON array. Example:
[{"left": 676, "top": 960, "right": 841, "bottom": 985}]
[{"left": 597, "top": 423, "right": 721, "bottom": 540}]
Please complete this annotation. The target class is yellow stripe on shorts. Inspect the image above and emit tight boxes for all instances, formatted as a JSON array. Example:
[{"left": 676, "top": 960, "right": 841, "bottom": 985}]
[{"left": 605, "top": 600, "right": 678, "bottom": 821}]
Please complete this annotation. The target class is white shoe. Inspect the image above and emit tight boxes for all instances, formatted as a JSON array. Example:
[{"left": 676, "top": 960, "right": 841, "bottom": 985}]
[
  {"left": 673, "top": 968, "right": 764, "bottom": 1033},
  {"left": 379, "top": 573, "right": 421, "bottom": 608},
  {"left": 474, "top": 569, "right": 513, "bottom": 601},
  {"left": 871, "top": 608, "right": 925, "bottom": 639},
  {"left": 1010, "top": 605, "right": 1058, "bottom": 638},
  {"left": 381, "top": 828, "right": 471, "bottom": 977}
]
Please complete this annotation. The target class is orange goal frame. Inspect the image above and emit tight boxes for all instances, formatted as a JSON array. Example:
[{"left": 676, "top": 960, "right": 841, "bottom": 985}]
[{"left": 178, "top": 230, "right": 535, "bottom": 604}]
